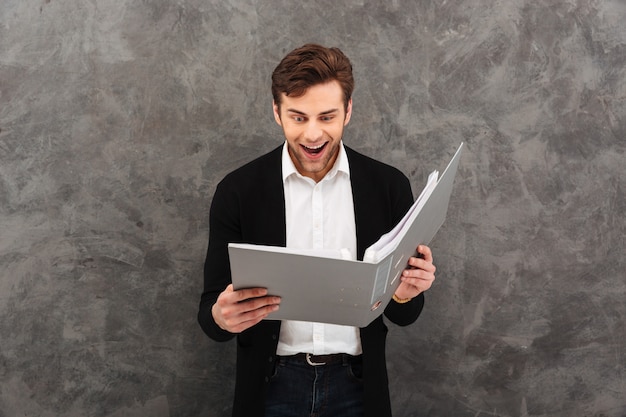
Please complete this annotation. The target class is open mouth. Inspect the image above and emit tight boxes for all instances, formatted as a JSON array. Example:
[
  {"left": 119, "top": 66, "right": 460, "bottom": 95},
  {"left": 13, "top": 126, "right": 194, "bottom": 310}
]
[{"left": 302, "top": 142, "right": 327, "bottom": 156}]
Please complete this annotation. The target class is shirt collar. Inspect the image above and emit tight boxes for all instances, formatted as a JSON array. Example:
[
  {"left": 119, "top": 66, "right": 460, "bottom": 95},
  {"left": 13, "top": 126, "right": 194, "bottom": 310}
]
[{"left": 282, "top": 141, "right": 350, "bottom": 183}]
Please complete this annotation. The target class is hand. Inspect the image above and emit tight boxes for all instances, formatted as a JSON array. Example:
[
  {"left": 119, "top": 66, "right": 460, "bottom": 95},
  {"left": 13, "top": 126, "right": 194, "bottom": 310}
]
[
  {"left": 394, "top": 245, "right": 436, "bottom": 301},
  {"left": 212, "top": 284, "right": 281, "bottom": 333}
]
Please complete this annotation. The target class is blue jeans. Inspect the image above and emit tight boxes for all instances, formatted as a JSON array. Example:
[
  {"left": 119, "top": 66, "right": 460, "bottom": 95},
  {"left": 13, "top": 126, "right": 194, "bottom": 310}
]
[{"left": 265, "top": 354, "right": 365, "bottom": 417}]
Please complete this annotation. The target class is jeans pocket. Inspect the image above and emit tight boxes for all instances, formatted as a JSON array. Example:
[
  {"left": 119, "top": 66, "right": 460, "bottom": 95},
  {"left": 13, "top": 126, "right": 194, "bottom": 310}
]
[{"left": 346, "top": 359, "right": 363, "bottom": 382}]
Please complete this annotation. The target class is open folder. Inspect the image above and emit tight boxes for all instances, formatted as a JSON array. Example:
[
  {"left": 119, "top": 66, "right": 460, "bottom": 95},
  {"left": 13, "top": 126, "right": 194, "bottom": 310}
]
[{"left": 229, "top": 143, "right": 464, "bottom": 327}]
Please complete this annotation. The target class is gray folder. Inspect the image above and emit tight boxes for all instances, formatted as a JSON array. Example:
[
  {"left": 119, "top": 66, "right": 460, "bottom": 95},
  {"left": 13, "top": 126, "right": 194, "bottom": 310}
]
[{"left": 229, "top": 143, "right": 463, "bottom": 327}]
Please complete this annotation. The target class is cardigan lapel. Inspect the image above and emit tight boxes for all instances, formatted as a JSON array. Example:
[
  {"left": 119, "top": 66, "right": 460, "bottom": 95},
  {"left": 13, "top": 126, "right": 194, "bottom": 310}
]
[
  {"left": 345, "top": 147, "right": 379, "bottom": 261},
  {"left": 254, "top": 146, "right": 287, "bottom": 247}
]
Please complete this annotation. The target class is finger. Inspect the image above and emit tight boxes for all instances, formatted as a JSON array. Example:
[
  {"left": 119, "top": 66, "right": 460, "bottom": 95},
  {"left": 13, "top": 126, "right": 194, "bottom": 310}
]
[
  {"left": 219, "top": 293, "right": 280, "bottom": 320},
  {"left": 402, "top": 269, "right": 435, "bottom": 282},
  {"left": 230, "top": 286, "right": 269, "bottom": 303},
  {"left": 240, "top": 295, "right": 282, "bottom": 312},
  {"left": 400, "top": 277, "right": 434, "bottom": 294},
  {"left": 406, "top": 256, "right": 436, "bottom": 273},
  {"left": 230, "top": 294, "right": 281, "bottom": 320},
  {"left": 402, "top": 264, "right": 436, "bottom": 283},
  {"left": 242, "top": 301, "right": 280, "bottom": 321},
  {"left": 417, "top": 245, "right": 433, "bottom": 263},
  {"left": 215, "top": 293, "right": 280, "bottom": 332},
  {"left": 401, "top": 272, "right": 435, "bottom": 288},
  {"left": 214, "top": 286, "right": 270, "bottom": 324},
  {"left": 402, "top": 271, "right": 435, "bottom": 284},
  {"left": 226, "top": 302, "right": 280, "bottom": 333}
]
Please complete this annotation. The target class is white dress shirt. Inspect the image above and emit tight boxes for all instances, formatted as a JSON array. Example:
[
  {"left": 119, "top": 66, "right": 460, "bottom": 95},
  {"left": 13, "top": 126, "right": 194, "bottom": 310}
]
[{"left": 276, "top": 141, "right": 362, "bottom": 356}]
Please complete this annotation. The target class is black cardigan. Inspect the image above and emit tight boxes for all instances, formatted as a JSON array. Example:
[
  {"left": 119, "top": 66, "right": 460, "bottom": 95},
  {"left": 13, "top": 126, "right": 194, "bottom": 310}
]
[{"left": 198, "top": 145, "right": 425, "bottom": 417}]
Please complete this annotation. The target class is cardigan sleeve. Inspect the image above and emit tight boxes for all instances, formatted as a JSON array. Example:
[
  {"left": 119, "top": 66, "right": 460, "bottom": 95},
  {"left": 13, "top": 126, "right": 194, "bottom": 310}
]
[
  {"left": 384, "top": 292, "right": 424, "bottom": 326},
  {"left": 197, "top": 147, "right": 285, "bottom": 342},
  {"left": 197, "top": 179, "right": 239, "bottom": 342},
  {"left": 382, "top": 167, "right": 426, "bottom": 327}
]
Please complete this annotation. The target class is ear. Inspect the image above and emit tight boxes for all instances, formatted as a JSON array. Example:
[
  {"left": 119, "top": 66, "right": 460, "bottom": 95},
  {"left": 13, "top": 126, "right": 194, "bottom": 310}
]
[
  {"left": 344, "top": 99, "right": 353, "bottom": 126},
  {"left": 273, "top": 101, "right": 283, "bottom": 126}
]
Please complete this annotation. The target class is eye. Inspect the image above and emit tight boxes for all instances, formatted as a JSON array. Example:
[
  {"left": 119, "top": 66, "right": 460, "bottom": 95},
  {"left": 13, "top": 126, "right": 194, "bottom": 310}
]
[
  {"left": 321, "top": 116, "right": 334, "bottom": 122},
  {"left": 293, "top": 116, "right": 305, "bottom": 122}
]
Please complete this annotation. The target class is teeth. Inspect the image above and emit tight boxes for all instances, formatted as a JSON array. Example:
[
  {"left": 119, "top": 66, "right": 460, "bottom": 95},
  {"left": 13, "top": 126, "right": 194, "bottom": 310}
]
[{"left": 304, "top": 144, "right": 325, "bottom": 150}]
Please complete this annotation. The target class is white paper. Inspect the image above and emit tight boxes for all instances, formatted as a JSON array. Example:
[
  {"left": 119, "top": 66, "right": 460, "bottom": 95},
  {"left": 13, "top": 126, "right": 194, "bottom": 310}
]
[{"left": 363, "top": 170, "right": 439, "bottom": 263}]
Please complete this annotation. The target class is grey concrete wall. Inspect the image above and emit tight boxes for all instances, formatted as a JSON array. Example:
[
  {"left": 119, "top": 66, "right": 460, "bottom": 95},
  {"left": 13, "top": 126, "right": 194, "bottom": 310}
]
[{"left": 1, "top": 0, "right": 624, "bottom": 416}]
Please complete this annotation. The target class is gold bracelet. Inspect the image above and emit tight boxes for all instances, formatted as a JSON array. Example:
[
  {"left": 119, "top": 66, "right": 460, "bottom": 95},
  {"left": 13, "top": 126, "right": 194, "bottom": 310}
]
[{"left": 392, "top": 294, "right": 412, "bottom": 304}]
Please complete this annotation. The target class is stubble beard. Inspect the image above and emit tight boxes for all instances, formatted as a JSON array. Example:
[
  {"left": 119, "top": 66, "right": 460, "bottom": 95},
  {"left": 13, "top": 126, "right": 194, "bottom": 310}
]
[{"left": 288, "top": 133, "right": 342, "bottom": 180}]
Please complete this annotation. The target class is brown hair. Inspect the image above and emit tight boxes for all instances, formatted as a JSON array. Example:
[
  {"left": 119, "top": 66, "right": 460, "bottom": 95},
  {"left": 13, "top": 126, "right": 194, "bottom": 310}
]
[{"left": 271, "top": 44, "right": 354, "bottom": 111}]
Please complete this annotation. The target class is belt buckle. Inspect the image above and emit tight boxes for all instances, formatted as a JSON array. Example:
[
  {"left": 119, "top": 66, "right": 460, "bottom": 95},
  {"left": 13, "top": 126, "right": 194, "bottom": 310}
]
[{"left": 306, "top": 353, "right": 326, "bottom": 366}]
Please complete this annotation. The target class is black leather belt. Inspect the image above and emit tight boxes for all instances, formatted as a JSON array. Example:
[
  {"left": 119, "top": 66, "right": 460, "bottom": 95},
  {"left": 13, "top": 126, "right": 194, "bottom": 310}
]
[{"left": 286, "top": 353, "right": 360, "bottom": 366}]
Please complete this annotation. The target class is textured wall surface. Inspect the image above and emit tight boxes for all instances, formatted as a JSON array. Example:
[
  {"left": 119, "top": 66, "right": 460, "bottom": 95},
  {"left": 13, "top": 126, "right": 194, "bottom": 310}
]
[{"left": 1, "top": 0, "right": 625, "bottom": 416}]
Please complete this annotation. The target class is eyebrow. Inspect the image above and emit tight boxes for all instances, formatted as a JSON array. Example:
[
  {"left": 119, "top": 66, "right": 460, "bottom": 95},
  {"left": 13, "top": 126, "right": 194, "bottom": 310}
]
[{"left": 286, "top": 108, "right": 339, "bottom": 116}]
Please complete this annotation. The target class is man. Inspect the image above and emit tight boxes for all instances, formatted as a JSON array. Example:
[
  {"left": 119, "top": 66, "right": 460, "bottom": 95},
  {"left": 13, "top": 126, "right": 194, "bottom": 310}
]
[{"left": 198, "top": 44, "right": 436, "bottom": 417}]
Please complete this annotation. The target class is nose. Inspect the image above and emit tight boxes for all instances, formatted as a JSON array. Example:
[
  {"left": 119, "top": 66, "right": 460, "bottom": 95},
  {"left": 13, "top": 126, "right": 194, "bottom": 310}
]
[{"left": 303, "top": 120, "right": 323, "bottom": 142}]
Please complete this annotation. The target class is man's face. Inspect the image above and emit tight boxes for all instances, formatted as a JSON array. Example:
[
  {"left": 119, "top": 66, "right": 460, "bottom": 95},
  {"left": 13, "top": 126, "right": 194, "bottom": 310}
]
[{"left": 273, "top": 81, "right": 352, "bottom": 183}]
